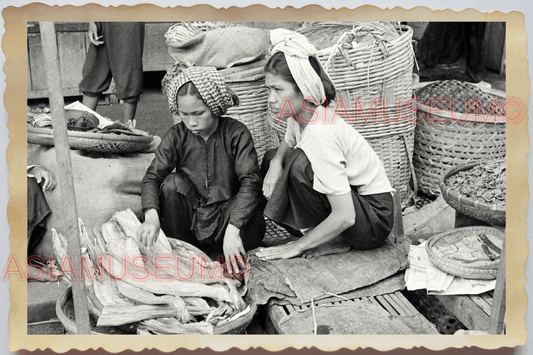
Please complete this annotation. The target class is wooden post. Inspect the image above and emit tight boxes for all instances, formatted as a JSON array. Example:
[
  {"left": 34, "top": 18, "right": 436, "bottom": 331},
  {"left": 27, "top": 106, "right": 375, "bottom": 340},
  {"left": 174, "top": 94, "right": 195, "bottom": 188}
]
[
  {"left": 489, "top": 239, "right": 506, "bottom": 334},
  {"left": 39, "top": 21, "right": 91, "bottom": 335}
]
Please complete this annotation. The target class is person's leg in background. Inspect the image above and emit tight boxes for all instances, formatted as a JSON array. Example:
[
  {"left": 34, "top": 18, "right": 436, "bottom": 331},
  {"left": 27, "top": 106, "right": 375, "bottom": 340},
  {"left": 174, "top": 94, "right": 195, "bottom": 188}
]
[{"left": 463, "top": 22, "right": 487, "bottom": 84}]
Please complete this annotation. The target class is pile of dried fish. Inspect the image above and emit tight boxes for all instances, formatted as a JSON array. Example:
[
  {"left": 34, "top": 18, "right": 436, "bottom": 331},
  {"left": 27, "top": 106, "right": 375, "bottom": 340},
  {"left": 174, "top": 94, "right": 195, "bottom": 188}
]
[
  {"left": 52, "top": 209, "right": 250, "bottom": 334},
  {"left": 445, "top": 161, "right": 506, "bottom": 206}
]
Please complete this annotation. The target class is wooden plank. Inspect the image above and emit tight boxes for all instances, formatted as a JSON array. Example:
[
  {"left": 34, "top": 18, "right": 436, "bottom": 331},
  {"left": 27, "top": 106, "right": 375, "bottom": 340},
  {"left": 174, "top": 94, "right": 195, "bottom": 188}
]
[
  {"left": 467, "top": 294, "right": 492, "bottom": 316},
  {"left": 435, "top": 294, "right": 491, "bottom": 332},
  {"left": 39, "top": 21, "right": 91, "bottom": 335},
  {"left": 489, "top": 240, "right": 506, "bottom": 334},
  {"left": 384, "top": 293, "right": 410, "bottom": 316},
  {"left": 376, "top": 294, "right": 400, "bottom": 316},
  {"left": 142, "top": 22, "right": 175, "bottom": 72},
  {"left": 57, "top": 31, "right": 86, "bottom": 90},
  {"left": 27, "top": 33, "right": 48, "bottom": 91},
  {"left": 28, "top": 21, "right": 88, "bottom": 33},
  {"left": 393, "top": 291, "right": 420, "bottom": 317},
  {"left": 265, "top": 302, "right": 286, "bottom": 335}
]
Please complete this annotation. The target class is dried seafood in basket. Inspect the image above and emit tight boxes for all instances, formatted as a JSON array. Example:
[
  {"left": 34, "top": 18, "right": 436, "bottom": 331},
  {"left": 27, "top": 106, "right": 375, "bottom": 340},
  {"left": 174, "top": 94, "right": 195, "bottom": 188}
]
[
  {"left": 445, "top": 161, "right": 506, "bottom": 206},
  {"left": 52, "top": 209, "right": 252, "bottom": 334}
]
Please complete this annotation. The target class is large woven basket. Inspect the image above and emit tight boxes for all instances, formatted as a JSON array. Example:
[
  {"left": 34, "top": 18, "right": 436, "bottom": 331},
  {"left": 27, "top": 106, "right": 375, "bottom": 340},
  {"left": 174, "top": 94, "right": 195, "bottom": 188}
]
[
  {"left": 28, "top": 126, "right": 153, "bottom": 154},
  {"left": 413, "top": 80, "right": 506, "bottom": 196},
  {"left": 56, "top": 287, "right": 257, "bottom": 335},
  {"left": 440, "top": 161, "right": 506, "bottom": 226},
  {"left": 219, "top": 59, "right": 274, "bottom": 164},
  {"left": 269, "top": 22, "right": 416, "bottom": 203},
  {"left": 426, "top": 226, "right": 505, "bottom": 280}
]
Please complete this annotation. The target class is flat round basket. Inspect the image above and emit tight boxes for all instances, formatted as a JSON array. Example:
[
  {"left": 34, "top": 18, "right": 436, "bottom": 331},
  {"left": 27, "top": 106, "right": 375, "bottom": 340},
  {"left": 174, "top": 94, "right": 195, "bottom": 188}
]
[
  {"left": 28, "top": 126, "right": 153, "bottom": 154},
  {"left": 56, "top": 287, "right": 257, "bottom": 335},
  {"left": 413, "top": 80, "right": 506, "bottom": 196},
  {"left": 440, "top": 162, "right": 506, "bottom": 226},
  {"left": 426, "top": 226, "right": 505, "bottom": 280}
]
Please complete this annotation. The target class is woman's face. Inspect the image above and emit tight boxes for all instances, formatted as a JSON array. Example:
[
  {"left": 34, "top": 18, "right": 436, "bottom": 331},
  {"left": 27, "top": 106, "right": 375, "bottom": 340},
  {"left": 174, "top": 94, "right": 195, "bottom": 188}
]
[
  {"left": 177, "top": 94, "right": 218, "bottom": 140},
  {"left": 265, "top": 72, "right": 304, "bottom": 121}
]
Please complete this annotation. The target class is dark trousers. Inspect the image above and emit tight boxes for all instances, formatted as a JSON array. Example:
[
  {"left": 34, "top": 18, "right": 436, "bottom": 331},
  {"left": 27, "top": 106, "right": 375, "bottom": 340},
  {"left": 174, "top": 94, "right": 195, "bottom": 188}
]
[
  {"left": 262, "top": 148, "right": 394, "bottom": 250},
  {"left": 79, "top": 22, "right": 145, "bottom": 103},
  {"left": 27, "top": 178, "right": 51, "bottom": 254},
  {"left": 159, "top": 172, "right": 265, "bottom": 260}
]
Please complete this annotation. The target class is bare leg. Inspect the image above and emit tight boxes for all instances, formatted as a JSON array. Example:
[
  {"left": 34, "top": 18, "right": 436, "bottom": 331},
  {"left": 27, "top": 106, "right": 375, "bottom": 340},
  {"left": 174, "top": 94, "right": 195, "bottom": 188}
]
[
  {"left": 124, "top": 101, "right": 138, "bottom": 125},
  {"left": 301, "top": 234, "right": 351, "bottom": 259},
  {"left": 82, "top": 94, "right": 100, "bottom": 111}
]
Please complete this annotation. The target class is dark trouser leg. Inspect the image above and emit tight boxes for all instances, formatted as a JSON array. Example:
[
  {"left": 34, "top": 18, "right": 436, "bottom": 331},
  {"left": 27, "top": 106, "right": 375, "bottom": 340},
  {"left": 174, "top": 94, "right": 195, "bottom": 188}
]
[
  {"left": 463, "top": 22, "right": 487, "bottom": 83},
  {"left": 205, "top": 199, "right": 266, "bottom": 261},
  {"left": 159, "top": 172, "right": 200, "bottom": 248},
  {"left": 27, "top": 178, "right": 51, "bottom": 255}
]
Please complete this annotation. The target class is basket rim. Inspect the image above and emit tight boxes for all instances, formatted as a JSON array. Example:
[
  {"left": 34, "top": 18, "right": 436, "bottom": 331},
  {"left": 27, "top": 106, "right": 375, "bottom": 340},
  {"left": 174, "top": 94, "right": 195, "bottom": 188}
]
[
  {"left": 439, "top": 161, "right": 506, "bottom": 213},
  {"left": 425, "top": 226, "right": 505, "bottom": 279},
  {"left": 28, "top": 125, "right": 154, "bottom": 143},
  {"left": 416, "top": 102, "right": 507, "bottom": 124},
  {"left": 56, "top": 286, "right": 257, "bottom": 335}
]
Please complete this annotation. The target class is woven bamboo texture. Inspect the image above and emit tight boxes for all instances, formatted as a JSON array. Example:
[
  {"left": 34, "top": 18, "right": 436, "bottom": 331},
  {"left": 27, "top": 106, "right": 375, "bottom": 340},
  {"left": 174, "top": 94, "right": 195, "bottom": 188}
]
[
  {"left": 27, "top": 126, "right": 153, "bottom": 153},
  {"left": 270, "top": 22, "right": 416, "bottom": 202},
  {"left": 413, "top": 81, "right": 506, "bottom": 196},
  {"left": 219, "top": 59, "right": 274, "bottom": 163},
  {"left": 440, "top": 162, "right": 506, "bottom": 226},
  {"left": 426, "top": 226, "right": 505, "bottom": 280},
  {"left": 56, "top": 287, "right": 257, "bottom": 335}
]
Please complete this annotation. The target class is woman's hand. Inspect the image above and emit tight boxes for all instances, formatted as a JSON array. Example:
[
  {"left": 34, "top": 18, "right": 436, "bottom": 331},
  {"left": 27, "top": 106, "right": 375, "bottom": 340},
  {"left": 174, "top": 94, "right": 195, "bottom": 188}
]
[
  {"left": 263, "top": 160, "right": 283, "bottom": 200},
  {"left": 255, "top": 240, "right": 305, "bottom": 260},
  {"left": 137, "top": 209, "right": 160, "bottom": 248},
  {"left": 222, "top": 224, "right": 248, "bottom": 279},
  {"left": 88, "top": 22, "right": 104, "bottom": 46},
  {"left": 33, "top": 166, "right": 56, "bottom": 192}
]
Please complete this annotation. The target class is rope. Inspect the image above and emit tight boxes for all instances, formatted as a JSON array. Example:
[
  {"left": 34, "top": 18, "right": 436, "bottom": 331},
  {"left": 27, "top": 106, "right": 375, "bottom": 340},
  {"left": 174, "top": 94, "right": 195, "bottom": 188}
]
[{"left": 310, "top": 292, "right": 350, "bottom": 335}]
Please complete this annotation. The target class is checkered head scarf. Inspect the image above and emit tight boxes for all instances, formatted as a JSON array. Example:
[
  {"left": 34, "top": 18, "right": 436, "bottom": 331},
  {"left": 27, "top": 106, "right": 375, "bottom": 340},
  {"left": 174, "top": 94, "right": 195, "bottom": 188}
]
[{"left": 162, "top": 63, "right": 239, "bottom": 121}]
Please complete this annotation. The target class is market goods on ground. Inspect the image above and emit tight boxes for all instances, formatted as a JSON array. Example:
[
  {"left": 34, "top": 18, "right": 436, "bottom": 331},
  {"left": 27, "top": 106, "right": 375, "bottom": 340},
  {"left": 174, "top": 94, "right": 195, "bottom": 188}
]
[
  {"left": 52, "top": 209, "right": 250, "bottom": 334},
  {"left": 445, "top": 161, "right": 506, "bottom": 206}
]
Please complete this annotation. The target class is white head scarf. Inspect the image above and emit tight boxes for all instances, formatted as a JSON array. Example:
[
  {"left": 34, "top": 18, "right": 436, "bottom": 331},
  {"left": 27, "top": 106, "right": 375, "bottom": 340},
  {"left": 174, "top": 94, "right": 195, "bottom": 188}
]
[{"left": 270, "top": 28, "right": 329, "bottom": 105}]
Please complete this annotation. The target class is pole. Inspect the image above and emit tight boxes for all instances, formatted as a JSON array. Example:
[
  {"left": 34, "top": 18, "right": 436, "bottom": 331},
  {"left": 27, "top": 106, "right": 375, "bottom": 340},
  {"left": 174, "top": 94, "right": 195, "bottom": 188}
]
[{"left": 39, "top": 21, "right": 91, "bottom": 335}]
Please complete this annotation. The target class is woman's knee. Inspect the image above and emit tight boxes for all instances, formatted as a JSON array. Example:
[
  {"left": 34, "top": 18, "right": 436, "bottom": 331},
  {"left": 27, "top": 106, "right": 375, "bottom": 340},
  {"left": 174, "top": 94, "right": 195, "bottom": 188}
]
[{"left": 161, "top": 172, "right": 193, "bottom": 197}]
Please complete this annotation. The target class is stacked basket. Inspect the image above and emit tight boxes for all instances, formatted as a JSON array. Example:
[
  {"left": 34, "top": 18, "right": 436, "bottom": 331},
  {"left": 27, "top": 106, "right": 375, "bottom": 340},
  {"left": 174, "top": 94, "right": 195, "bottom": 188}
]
[
  {"left": 219, "top": 59, "right": 274, "bottom": 164},
  {"left": 413, "top": 80, "right": 506, "bottom": 196},
  {"left": 269, "top": 22, "right": 416, "bottom": 203}
]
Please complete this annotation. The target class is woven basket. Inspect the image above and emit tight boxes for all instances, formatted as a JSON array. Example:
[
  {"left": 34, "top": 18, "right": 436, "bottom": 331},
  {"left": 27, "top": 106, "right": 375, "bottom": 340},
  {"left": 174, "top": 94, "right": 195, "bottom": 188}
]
[
  {"left": 270, "top": 22, "right": 416, "bottom": 203},
  {"left": 413, "top": 80, "right": 506, "bottom": 196},
  {"left": 56, "top": 287, "right": 257, "bottom": 335},
  {"left": 219, "top": 59, "right": 274, "bottom": 164},
  {"left": 27, "top": 126, "right": 153, "bottom": 154},
  {"left": 426, "top": 226, "right": 505, "bottom": 280},
  {"left": 440, "top": 162, "right": 506, "bottom": 226}
]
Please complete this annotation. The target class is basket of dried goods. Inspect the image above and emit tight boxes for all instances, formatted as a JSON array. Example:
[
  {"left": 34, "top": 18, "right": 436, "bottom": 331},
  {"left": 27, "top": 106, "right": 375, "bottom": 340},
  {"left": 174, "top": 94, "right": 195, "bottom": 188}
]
[
  {"left": 426, "top": 226, "right": 505, "bottom": 279},
  {"left": 54, "top": 210, "right": 256, "bottom": 335},
  {"left": 269, "top": 22, "right": 416, "bottom": 204},
  {"left": 440, "top": 160, "right": 506, "bottom": 226},
  {"left": 413, "top": 80, "right": 506, "bottom": 196}
]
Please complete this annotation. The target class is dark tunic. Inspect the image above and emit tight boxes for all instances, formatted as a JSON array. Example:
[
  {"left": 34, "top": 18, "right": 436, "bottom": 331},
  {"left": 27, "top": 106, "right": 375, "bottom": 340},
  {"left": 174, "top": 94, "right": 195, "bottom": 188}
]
[{"left": 142, "top": 117, "right": 264, "bottom": 253}]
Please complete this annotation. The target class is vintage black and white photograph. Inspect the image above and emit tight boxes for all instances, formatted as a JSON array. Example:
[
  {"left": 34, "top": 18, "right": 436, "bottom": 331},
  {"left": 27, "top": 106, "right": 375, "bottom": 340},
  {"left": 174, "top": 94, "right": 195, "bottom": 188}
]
[{"left": 6, "top": 3, "right": 528, "bottom": 353}]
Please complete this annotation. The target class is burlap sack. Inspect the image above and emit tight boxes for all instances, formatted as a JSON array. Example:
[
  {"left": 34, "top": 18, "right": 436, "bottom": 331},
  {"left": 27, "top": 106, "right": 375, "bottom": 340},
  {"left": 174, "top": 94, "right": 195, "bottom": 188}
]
[{"left": 28, "top": 146, "right": 154, "bottom": 260}]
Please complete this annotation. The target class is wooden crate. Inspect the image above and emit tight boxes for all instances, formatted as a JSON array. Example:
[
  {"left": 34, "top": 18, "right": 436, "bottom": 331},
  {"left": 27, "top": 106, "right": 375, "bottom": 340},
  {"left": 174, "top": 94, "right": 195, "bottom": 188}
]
[{"left": 265, "top": 291, "right": 439, "bottom": 335}]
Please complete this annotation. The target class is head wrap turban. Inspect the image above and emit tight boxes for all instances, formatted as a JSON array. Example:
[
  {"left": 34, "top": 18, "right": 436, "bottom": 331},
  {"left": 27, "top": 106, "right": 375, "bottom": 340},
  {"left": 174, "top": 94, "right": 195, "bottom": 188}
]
[
  {"left": 162, "top": 64, "right": 239, "bottom": 121},
  {"left": 270, "top": 28, "right": 332, "bottom": 105}
]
